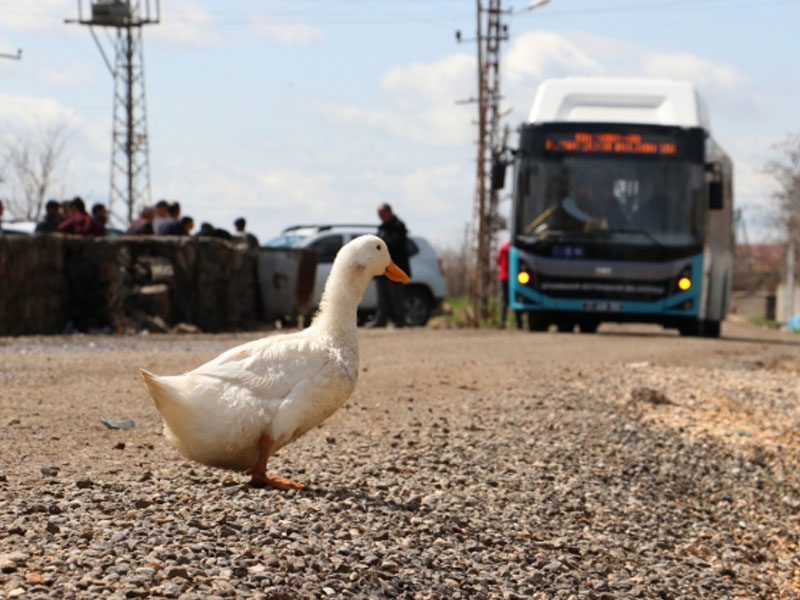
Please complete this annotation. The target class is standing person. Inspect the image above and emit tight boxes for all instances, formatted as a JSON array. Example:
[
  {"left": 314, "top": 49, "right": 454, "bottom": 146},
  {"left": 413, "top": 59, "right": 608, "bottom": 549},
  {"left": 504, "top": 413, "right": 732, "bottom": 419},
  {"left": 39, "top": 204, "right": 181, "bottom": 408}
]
[
  {"left": 56, "top": 197, "right": 104, "bottom": 236},
  {"left": 233, "top": 217, "right": 259, "bottom": 249},
  {"left": 152, "top": 200, "right": 170, "bottom": 234},
  {"left": 496, "top": 239, "right": 523, "bottom": 329},
  {"left": 366, "top": 203, "right": 411, "bottom": 328},
  {"left": 0, "top": 200, "right": 4, "bottom": 234},
  {"left": 91, "top": 203, "right": 108, "bottom": 235},
  {"left": 35, "top": 200, "right": 64, "bottom": 232},
  {"left": 125, "top": 205, "right": 155, "bottom": 235},
  {"left": 179, "top": 216, "right": 195, "bottom": 236},
  {"left": 157, "top": 201, "right": 181, "bottom": 234}
]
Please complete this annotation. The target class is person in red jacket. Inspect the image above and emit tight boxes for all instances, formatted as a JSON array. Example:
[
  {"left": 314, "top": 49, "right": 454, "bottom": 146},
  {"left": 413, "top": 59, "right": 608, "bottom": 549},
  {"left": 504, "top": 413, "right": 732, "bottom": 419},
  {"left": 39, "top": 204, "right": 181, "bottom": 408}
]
[
  {"left": 56, "top": 197, "right": 105, "bottom": 236},
  {"left": 496, "top": 239, "right": 523, "bottom": 329}
]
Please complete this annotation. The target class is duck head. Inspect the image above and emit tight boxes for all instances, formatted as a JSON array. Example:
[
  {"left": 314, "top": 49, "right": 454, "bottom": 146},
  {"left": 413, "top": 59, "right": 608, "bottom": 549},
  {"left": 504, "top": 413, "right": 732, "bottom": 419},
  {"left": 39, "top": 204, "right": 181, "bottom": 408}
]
[
  {"left": 342, "top": 234, "right": 410, "bottom": 283},
  {"left": 315, "top": 235, "right": 409, "bottom": 328}
]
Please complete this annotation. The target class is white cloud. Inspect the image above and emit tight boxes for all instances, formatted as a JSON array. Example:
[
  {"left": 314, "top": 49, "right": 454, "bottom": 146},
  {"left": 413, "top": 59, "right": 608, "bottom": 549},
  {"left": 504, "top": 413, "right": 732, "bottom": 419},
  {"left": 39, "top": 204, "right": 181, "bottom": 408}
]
[
  {"left": 0, "top": 93, "right": 82, "bottom": 130},
  {"left": 505, "top": 31, "right": 604, "bottom": 82},
  {"left": 501, "top": 31, "right": 608, "bottom": 122},
  {"left": 642, "top": 52, "right": 740, "bottom": 89},
  {"left": 321, "top": 53, "right": 476, "bottom": 147},
  {"left": 247, "top": 17, "right": 325, "bottom": 45},
  {"left": 1, "top": 0, "right": 72, "bottom": 32},
  {"left": 641, "top": 51, "right": 755, "bottom": 120},
  {"left": 149, "top": 1, "right": 224, "bottom": 48}
]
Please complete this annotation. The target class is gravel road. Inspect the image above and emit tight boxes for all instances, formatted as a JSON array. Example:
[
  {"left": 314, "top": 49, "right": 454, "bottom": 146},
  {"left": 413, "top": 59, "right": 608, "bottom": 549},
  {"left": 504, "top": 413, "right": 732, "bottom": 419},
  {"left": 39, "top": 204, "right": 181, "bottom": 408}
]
[{"left": 1, "top": 321, "right": 799, "bottom": 599}]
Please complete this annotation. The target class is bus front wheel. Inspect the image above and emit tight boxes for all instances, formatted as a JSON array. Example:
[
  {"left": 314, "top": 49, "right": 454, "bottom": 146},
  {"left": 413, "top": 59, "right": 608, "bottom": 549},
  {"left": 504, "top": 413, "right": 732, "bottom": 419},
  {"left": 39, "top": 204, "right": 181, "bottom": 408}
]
[
  {"left": 678, "top": 319, "right": 699, "bottom": 336},
  {"left": 678, "top": 319, "right": 721, "bottom": 338},
  {"left": 702, "top": 320, "right": 721, "bottom": 338}
]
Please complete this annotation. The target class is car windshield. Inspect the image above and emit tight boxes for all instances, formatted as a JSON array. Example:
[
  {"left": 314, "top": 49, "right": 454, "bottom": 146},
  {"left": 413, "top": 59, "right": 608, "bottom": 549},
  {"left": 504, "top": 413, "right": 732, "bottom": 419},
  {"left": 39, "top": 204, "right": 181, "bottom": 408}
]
[
  {"left": 515, "top": 156, "right": 705, "bottom": 246},
  {"left": 264, "top": 234, "right": 306, "bottom": 248}
]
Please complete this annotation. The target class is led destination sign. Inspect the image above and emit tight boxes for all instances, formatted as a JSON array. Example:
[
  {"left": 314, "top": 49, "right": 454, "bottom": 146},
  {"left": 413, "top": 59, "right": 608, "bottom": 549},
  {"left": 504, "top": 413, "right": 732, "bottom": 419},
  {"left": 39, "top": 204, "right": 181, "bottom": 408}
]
[{"left": 544, "top": 131, "right": 678, "bottom": 155}]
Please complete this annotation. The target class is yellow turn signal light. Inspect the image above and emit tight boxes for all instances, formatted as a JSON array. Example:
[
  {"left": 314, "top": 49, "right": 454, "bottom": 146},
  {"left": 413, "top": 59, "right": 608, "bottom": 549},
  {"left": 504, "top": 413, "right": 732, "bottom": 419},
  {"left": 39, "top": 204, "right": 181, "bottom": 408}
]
[
  {"left": 677, "top": 276, "right": 692, "bottom": 291},
  {"left": 517, "top": 271, "right": 531, "bottom": 285}
]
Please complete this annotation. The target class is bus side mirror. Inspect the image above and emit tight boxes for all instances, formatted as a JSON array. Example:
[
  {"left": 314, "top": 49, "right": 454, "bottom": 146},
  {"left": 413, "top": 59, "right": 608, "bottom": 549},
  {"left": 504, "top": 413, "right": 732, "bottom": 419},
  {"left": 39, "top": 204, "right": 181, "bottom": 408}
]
[
  {"left": 491, "top": 160, "right": 507, "bottom": 190},
  {"left": 709, "top": 180, "right": 723, "bottom": 210}
]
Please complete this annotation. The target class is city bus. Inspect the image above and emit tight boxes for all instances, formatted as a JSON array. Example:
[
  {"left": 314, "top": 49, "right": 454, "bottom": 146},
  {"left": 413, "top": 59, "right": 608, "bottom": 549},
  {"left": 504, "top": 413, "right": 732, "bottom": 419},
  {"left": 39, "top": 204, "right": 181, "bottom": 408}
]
[{"left": 503, "top": 77, "right": 733, "bottom": 337}]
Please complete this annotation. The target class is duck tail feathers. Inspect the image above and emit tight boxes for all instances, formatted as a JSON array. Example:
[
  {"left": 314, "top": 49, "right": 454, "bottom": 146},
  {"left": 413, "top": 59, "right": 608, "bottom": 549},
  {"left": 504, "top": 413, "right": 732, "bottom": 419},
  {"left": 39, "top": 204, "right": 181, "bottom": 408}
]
[{"left": 139, "top": 368, "right": 175, "bottom": 410}]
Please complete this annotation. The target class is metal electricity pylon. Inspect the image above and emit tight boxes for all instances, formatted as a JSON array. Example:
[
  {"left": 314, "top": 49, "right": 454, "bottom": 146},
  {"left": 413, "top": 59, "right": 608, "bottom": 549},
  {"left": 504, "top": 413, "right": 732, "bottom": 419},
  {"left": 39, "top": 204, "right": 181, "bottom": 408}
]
[{"left": 67, "top": 1, "right": 160, "bottom": 223}]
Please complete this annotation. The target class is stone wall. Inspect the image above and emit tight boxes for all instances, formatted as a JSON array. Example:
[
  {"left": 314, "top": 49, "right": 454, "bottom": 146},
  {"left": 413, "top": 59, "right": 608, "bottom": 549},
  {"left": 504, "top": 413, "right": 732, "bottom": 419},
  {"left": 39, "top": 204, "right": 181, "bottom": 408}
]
[
  {"left": 0, "top": 234, "right": 311, "bottom": 336},
  {"left": 0, "top": 234, "right": 69, "bottom": 335}
]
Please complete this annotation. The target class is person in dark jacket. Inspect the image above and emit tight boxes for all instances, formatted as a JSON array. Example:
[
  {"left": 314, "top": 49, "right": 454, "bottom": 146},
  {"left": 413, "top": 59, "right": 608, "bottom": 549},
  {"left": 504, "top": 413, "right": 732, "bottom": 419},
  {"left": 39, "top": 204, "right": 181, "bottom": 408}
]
[
  {"left": 163, "top": 215, "right": 194, "bottom": 236},
  {"left": 35, "top": 200, "right": 64, "bottom": 233},
  {"left": 157, "top": 201, "right": 182, "bottom": 235},
  {"left": 91, "top": 203, "right": 109, "bottom": 235},
  {"left": 366, "top": 203, "right": 411, "bottom": 328}
]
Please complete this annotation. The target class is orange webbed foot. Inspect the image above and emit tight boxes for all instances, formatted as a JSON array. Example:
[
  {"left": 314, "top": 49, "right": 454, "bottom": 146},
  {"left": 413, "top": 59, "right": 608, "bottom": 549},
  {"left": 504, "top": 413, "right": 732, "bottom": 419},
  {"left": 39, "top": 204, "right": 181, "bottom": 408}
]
[{"left": 249, "top": 474, "right": 304, "bottom": 491}]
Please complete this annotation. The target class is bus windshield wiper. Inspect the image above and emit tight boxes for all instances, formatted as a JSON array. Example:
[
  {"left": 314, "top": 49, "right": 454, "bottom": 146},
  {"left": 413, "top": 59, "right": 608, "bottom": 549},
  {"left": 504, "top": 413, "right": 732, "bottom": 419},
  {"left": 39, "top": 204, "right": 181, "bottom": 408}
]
[{"left": 606, "top": 227, "right": 663, "bottom": 247}]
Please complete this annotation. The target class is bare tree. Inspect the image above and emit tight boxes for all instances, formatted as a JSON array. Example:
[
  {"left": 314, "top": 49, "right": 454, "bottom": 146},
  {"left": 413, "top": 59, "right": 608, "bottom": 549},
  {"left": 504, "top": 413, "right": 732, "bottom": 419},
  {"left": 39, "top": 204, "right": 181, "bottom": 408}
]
[
  {"left": 435, "top": 224, "right": 474, "bottom": 299},
  {"left": 0, "top": 121, "right": 71, "bottom": 221},
  {"left": 765, "top": 134, "right": 800, "bottom": 239}
]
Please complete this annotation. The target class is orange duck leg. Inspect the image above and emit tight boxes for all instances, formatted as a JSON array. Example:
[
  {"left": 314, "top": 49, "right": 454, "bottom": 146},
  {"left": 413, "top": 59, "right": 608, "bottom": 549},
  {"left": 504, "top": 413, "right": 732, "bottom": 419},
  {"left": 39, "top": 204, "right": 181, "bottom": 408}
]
[{"left": 249, "top": 433, "right": 305, "bottom": 491}]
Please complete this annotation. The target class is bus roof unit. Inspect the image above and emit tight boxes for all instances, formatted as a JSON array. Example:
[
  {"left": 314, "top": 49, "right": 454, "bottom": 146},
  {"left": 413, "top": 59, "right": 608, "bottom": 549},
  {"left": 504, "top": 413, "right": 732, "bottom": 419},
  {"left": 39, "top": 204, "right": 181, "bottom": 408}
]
[{"left": 528, "top": 77, "right": 710, "bottom": 130}]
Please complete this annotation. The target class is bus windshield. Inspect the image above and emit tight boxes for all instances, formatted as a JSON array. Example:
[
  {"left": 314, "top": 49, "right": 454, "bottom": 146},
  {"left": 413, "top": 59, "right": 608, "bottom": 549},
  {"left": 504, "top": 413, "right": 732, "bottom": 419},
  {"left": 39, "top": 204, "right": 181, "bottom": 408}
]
[{"left": 515, "top": 156, "right": 705, "bottom": 247}]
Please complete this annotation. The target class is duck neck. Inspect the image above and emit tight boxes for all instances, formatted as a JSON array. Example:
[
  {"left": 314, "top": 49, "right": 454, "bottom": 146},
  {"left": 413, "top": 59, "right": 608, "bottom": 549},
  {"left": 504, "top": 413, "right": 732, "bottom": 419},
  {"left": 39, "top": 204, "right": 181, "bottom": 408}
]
[{"left": 311, "top": 265, "right": 368, "bottom": 342}]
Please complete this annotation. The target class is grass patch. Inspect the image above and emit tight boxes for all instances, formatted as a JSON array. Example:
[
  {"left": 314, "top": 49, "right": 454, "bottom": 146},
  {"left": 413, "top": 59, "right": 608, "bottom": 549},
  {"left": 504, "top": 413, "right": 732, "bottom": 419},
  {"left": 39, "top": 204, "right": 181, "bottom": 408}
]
[
  {"left": 442, "top": 296, "right": 527, "bottom": 329},
  {"left": 748, "top": 316, "right": 782, "bottom": 329}
]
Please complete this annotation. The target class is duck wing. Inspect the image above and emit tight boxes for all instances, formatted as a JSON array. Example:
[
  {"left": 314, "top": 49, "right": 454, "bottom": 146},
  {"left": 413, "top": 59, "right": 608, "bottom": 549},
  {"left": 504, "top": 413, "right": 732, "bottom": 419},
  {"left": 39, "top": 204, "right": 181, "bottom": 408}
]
[{"left": 188, "top": 333, "right": 340, "bottom": 403}]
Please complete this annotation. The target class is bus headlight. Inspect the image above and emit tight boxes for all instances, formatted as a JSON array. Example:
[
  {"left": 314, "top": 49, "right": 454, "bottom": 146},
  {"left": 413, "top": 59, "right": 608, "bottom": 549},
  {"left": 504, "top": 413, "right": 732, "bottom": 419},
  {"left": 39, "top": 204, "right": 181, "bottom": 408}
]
[
  {"left": 677, "top": 276, "right": 692, "bottom": 291},
  {"left": 517, "top": 271, "right": 531, "bottom": 285}
]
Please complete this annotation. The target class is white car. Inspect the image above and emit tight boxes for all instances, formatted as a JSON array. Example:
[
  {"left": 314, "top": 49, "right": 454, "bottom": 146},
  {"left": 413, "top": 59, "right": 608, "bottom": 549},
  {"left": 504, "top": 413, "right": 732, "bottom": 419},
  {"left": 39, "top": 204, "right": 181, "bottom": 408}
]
[
  {"left": 265, "top": 224, "right": 447, "bottom": 326},
  {"left": 1, "top": 220, "right": 37, "bottom": 234}
]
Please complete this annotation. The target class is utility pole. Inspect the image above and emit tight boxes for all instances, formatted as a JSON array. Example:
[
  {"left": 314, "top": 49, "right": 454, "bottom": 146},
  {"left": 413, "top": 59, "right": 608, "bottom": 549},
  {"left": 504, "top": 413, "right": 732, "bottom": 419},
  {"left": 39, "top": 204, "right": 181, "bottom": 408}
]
[
  {"left": 466, "top": 0, "right": 508, "bottom": 325},
  {"left": 785, "top": 240, "right": 795, "bottom": 322},
  {"left": 66, "top": 0, "right": 160, "bottom": 223}
]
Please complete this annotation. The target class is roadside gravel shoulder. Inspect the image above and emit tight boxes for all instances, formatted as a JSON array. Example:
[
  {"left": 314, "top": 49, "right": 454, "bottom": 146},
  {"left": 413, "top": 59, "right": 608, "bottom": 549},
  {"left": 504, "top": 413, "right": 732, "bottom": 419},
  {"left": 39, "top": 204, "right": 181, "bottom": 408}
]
[{"left": 1, "top": 324, "right": 799, "bottom": 599}]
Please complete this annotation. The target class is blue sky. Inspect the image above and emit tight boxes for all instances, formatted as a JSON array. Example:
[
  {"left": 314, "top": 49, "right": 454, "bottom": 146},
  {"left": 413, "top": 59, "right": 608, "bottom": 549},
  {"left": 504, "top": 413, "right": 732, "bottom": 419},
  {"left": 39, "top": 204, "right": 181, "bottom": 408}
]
[{"left": 1, "top": 0, "right": 798, "bottom": 246}]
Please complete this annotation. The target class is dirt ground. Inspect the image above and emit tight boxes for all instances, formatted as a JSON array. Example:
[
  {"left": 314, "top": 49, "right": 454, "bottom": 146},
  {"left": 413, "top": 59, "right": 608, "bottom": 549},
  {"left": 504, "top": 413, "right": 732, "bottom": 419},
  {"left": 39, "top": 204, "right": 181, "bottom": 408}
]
[
  {"left": 2, "top": 319, "right": 800, "bottom": 598},
  {"left": 2, "top": 319, "right": 799, "bottom": 481}
]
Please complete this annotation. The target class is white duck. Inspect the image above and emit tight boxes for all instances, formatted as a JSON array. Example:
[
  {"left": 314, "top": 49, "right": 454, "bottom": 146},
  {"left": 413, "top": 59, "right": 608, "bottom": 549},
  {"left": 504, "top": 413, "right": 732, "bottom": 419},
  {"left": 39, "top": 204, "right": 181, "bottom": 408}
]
[{"left": 139, "top": 234, "right": 409, "bottom": 490}]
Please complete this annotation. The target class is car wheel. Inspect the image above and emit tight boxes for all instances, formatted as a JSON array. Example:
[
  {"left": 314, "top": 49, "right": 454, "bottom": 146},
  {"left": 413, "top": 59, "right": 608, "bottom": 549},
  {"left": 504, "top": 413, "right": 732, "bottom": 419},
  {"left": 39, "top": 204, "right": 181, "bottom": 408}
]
[{"left": 404, "top": 287, "right": 432, "bottom": 327}]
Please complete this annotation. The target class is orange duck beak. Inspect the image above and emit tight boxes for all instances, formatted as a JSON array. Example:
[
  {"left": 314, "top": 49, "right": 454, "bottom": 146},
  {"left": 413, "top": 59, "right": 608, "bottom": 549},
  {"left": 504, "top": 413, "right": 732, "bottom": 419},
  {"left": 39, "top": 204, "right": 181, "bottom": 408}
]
[{"left": 384, "top": 261, "right": 410, "bottom": 283}]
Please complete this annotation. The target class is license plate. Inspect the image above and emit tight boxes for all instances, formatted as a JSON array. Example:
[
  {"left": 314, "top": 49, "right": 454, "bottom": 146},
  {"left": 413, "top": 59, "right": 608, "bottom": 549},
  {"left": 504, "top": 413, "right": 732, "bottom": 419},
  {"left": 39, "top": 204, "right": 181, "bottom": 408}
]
[{"left": 582, "top": 301, "right": 622, "bottom": 312}]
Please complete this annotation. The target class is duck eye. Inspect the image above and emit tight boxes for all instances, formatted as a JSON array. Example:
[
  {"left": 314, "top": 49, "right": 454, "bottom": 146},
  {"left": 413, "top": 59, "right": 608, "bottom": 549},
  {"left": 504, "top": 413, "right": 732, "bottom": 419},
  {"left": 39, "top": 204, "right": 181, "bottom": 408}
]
[{"left": 376, "top": 244, "right": 380, "bottom": 250}]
